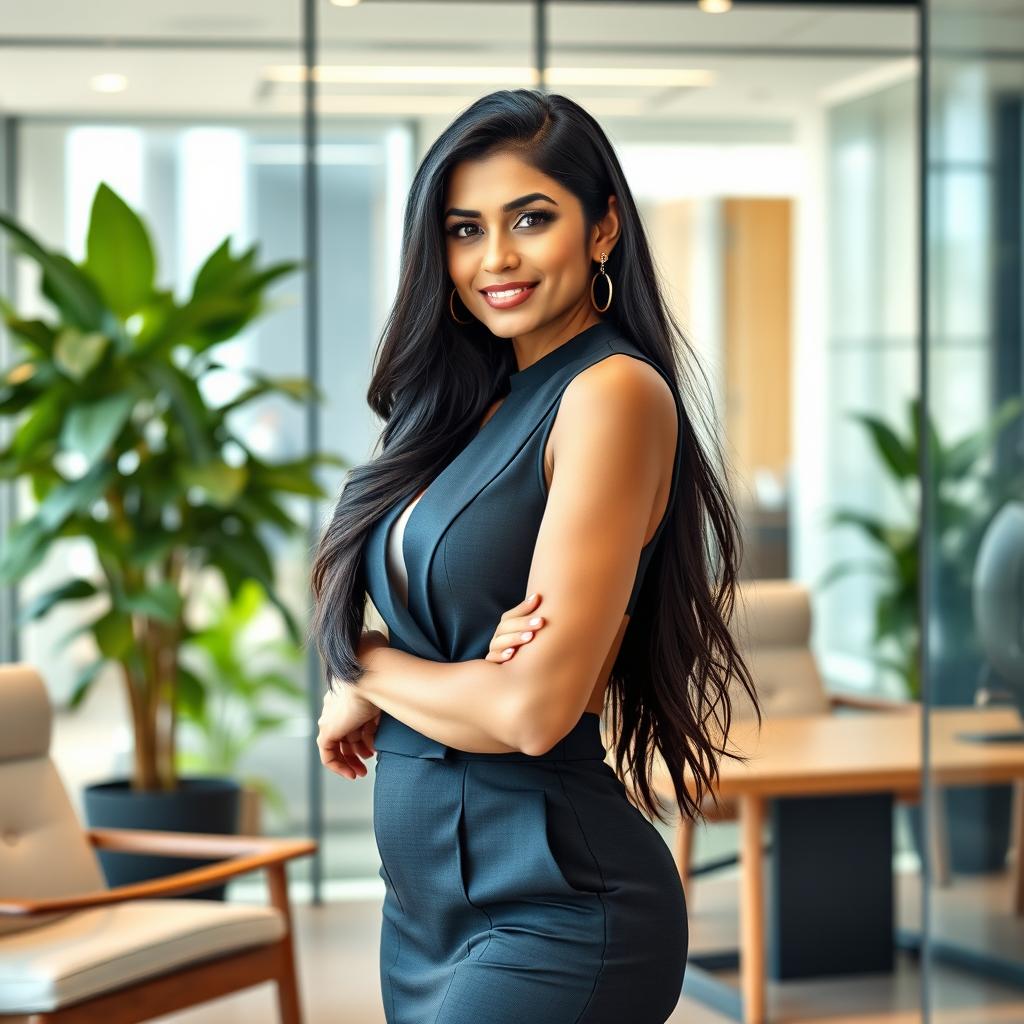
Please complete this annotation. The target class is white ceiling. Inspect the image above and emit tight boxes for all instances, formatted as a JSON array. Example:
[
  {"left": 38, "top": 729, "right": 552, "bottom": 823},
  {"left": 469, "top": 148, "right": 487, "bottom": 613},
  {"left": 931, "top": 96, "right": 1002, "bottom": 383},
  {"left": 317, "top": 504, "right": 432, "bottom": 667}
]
[{"left": 0, "top": 1, "right": 925, "bottom": 123}]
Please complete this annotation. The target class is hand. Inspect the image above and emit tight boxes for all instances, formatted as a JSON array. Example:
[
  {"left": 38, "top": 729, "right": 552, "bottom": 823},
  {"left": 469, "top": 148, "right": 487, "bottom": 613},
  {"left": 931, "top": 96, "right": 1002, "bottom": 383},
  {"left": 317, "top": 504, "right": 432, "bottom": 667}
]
[
  {"left": 484, "top": 592, "right": 546, "bottom": 663},
  {"left": 317, "top": 676, "right": 381, "bottom": 781}
]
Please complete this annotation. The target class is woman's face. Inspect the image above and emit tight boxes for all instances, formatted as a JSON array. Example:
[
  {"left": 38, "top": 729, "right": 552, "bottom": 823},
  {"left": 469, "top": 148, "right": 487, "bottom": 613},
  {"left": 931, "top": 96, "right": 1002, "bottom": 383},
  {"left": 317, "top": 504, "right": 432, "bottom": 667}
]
[{"left": 443, "top": 151, "right": 619, "bottom": 346}]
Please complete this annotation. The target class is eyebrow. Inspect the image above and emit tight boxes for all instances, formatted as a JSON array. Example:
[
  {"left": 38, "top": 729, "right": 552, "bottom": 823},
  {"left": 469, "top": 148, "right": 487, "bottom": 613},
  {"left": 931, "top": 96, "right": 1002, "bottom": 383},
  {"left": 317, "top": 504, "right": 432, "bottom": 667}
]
[{"left": 444, "top": 192, "right": 559, "bottom": 219}]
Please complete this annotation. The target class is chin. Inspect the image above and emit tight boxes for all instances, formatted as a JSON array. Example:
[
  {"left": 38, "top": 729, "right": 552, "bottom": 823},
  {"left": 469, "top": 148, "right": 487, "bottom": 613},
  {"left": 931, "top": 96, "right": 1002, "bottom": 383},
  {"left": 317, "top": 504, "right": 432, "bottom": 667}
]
[
  {"left": 485, "top": 324, "right": 521, "bottom": 339},
  {"left": 481, "top": 318, "right": 527, "bottom": 339}
]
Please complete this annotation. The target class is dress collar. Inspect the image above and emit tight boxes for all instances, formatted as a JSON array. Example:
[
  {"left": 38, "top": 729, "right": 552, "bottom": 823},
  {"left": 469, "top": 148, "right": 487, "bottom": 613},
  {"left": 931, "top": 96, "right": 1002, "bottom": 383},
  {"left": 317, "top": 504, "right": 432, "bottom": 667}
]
[{"left": 507, "top": 319, "right": 618, "bottom": 392}]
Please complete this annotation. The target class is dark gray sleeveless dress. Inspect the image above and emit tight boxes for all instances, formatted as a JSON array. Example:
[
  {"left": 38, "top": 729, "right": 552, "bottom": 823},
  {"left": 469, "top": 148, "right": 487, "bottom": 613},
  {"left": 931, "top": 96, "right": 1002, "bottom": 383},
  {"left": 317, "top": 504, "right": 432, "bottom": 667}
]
[{"left": 362, "top": 319, "right": 688, "bottom": 1024}]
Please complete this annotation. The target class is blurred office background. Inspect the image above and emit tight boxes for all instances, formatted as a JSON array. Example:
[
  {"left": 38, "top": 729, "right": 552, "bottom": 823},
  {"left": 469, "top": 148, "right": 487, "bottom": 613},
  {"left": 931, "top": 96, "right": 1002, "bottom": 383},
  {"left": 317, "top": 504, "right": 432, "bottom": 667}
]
[{"left": 0, "top": 0, "right": 1022, "bottom": 1021}]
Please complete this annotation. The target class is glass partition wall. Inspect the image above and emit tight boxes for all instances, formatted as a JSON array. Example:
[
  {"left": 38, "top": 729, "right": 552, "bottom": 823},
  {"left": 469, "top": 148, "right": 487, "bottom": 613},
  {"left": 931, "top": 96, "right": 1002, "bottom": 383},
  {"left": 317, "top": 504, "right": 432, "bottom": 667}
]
[
  {"left": 5, "top": 1, "right": 1022, "bottom": 1020},
  {"left": 924, "top": 1, "right": 1024, "bottom": 1019}
]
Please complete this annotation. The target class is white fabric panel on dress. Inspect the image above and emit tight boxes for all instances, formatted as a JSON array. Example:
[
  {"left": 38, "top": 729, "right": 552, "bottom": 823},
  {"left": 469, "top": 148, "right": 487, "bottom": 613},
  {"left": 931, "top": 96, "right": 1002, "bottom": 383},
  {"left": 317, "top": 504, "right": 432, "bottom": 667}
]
[{"left": 385, "top": 491, "right": 424, "bottom": 608}]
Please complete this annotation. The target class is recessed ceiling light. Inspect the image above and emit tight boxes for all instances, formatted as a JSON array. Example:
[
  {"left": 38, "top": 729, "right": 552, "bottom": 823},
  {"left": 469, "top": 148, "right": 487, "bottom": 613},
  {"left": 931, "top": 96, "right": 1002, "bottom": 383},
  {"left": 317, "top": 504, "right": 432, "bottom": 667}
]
[
  {"left": 91, "top": 73, "right": 127, "bottom": 93},
  {"left": 699, "top": 0, "right": 732, "bottom": 12},
  {"left": 329, "top": 0, "right": 362, "bottom": 6}
]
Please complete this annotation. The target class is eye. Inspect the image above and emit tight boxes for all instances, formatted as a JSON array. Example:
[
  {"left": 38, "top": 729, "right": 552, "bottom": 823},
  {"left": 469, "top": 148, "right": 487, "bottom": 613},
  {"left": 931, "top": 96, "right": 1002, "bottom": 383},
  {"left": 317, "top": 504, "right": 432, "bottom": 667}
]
[
  {"left": 445, "top": 210, "right": 554, "bottom": 239},
  {"left": 447, "top": 222, "right": 479, "bottom": 239},
  {"left": 516, "top": 210, "right": 553, "bottom": 229}
]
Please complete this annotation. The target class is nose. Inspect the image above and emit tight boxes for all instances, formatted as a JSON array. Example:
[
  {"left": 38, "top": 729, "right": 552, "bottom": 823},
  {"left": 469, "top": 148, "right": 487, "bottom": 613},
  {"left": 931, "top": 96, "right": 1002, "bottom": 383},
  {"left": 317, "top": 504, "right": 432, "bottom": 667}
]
[{"left": 481, "top": 231, "right": 519, "bottom": 275}]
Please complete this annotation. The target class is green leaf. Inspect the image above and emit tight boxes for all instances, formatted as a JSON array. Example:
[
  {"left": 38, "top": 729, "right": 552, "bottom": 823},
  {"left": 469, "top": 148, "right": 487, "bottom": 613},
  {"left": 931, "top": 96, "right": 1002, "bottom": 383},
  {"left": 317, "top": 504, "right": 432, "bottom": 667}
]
[
  {"left": 17, "top": 577, "right": 98, "bottom": 625},
  {"left": 83, "top": 183, "right": 156, "bottom": 318},
  {"left": 251, "top": 457, "right": 329, "bottom": 497},
  {"left": 233, "top": 493, "right": 300, "bottom": 533},
  {"left": 59, "top": 393, "right": 134, "bottom": 464},
  {"left": 247, "top": 454, "right": 348, "bottom": 501},
  {"left": 0, "top": 311, "right": 57, "bottom": 357},
  {"left": 849, "top": 411, "right": 916, "bottom": 480},
  {"left": 53, "top": 328, "right": 110, "bottom": 381},
  {"left": 12, "top": 391, "right": 63, "bottom": 459},
  {"left": 827, "top": 509, "right": 910, "bottom": 550},
  {"left": 119, "top": 582, "right": 183, "bottom": 624},
  {"left": 134, "top": 363, "right": 213, "bottom": 462},
  {"left": 0, "top": 362, "right": 58, "bottom": 417},
  {"left": 245, "top": 259, "right": 304, "bottom": 296},
  {"left": 175, "top": 665, "right": 207, "bottom": 720},
  {"left": 250, "top": 713, "right": 288, "bottom": 734},
  {"left": 944, "top": 396, "right": 1024, "bottom": 479},
  {"left": 35, "top": 462, "right": 115, "bottom": 531},
  {"left": 212, "top": 531, "right": 275, "bottom": 588},
  {"left": 216, "top": 372, "right": 326, "bottom": 419},
  {"left": 0, "top": 211, "right": 111, "bottom": 332},
  {"left": 909, "top": 395, "right": 944, "bottom": 481},
  {"left": 127, "top": 530, "right": 178, "bottom": 567},
  {"left": 91, "top": 607, "right": 135, "bottom": 659},
  {"left": 178, "top": 460, "right": 248, "bottom": 507},
  {"left": 191, "top": 237, "right": 250, "bottom": 299},
  {"left": 212, "top": 535, "right": 302, "bottom": 645},
  {"left": 0, "top": 517, "right": 52, "bottom": 583}
]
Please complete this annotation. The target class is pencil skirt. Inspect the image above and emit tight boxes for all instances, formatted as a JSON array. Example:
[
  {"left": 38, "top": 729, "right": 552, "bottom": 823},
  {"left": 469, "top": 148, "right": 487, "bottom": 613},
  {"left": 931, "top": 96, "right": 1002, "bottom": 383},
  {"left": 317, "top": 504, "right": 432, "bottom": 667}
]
[{"left": 371, "top": 715, "right": 688, "bottom": 1024}]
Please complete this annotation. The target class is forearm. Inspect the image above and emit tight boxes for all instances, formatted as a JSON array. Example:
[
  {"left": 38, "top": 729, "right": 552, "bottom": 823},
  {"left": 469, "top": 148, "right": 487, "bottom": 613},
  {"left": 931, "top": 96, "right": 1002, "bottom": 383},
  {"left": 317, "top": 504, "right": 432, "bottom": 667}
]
[{"left": 356, "top": 645, "right": 527, "bottom": 754}]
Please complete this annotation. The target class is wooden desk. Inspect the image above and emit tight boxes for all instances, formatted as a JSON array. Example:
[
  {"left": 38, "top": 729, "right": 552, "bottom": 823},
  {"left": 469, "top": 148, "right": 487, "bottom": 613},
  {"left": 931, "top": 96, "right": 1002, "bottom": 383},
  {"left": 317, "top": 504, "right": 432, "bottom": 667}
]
[{"left": 653, "top": 704, "right": 1024, "bottom": 1024}]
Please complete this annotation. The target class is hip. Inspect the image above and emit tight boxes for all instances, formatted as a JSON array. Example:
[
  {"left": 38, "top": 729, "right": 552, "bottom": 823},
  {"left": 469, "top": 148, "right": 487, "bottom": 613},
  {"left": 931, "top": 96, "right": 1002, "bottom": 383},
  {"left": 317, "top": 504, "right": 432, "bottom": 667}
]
[{"left": 371, "top": 742, "right": 687, "bottom": 927}]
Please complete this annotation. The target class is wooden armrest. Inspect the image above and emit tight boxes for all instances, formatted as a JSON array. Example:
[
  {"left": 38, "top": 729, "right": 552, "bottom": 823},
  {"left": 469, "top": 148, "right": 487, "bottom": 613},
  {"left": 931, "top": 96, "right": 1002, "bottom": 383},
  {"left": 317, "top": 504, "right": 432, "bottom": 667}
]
[
  {"left": 88, "top": 827, "right": 315, "bottom": 860},
  {"left": 0, "top": 830, "right": 316, "bottom": 917},
  {"left": 828, "top": 690, "right": 917, "bottom": 713}
]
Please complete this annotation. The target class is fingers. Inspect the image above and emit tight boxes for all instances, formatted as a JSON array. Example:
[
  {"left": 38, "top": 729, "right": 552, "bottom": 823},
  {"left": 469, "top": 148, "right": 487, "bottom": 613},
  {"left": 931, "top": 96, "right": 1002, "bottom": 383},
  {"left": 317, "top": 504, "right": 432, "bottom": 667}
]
[
  {"left": 319, "top": 739, "right": 361, "bottom": 779},
  {"left": 495, "top": 613, "right": 547, "bottom": 638},
  {"left": 486, "top": 594, "right": 546, "bottom": 663},
  {"left": 321, "top": 740, "right": 367, "bottom": 779},
  {"left": 319, "top": 726, "right": 378, "bottom": 780},
  {"left": 508, "top": 592, "right": 541, "bottom": 615}
]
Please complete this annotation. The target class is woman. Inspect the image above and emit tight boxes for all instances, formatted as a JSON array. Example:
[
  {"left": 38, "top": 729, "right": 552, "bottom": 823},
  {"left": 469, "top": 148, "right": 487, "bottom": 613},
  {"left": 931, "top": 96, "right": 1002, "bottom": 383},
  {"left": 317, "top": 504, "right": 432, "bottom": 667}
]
[{"left": 309, "top": 89, "right": 761, "bottom": 1024}]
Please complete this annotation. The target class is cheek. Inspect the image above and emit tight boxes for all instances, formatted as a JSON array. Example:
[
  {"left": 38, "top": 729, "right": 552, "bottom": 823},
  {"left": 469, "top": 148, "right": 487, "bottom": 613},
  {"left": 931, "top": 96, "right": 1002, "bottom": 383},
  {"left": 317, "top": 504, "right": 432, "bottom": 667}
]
[
  {"left": 532, "top": 230, "right": 586, "bottom": 283},
  {"left": 447, "top": 245, "right": 473, "bottom": 283}
]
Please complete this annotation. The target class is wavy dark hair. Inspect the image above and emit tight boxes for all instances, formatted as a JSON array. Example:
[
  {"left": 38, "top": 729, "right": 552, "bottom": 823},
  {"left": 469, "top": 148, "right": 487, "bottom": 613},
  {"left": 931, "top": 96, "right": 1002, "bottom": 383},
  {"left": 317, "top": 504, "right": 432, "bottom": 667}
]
[{"left": 309, "top": 88, "right": 762, "bottom": 825}]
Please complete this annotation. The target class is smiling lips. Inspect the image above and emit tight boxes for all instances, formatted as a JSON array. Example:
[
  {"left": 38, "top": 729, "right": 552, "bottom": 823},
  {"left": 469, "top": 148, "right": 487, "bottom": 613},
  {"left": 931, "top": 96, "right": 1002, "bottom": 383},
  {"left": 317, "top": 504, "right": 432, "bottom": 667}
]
[{"left": 479, "top": 281, "right": 540, "bottom": 309}]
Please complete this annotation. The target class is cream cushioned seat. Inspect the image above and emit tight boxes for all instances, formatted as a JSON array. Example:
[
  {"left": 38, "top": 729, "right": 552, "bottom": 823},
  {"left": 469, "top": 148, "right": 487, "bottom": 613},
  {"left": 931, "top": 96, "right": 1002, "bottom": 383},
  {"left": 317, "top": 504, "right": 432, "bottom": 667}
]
[
  {"left": 0, "top": 899, "right": 285, "bottom": 1013},
  {"left": 0, "top": 664, "right": 299, "bottom": 1018}
]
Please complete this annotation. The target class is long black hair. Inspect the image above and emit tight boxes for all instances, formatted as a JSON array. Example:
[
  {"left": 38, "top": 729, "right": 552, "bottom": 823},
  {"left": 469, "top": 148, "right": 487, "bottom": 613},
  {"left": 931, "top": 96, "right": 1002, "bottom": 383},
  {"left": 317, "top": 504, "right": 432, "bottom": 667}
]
[{"left": 309, "top": 88, "right": 762, "bottom": 825}]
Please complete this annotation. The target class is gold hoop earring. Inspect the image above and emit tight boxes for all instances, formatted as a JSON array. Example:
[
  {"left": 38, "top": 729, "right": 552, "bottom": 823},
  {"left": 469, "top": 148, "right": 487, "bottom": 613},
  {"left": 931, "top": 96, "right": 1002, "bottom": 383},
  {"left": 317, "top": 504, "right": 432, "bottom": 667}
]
[
  {"left": 590, "top": 251, "right": 613, "bottom": 313},
  {"left": 449, "top": 286, "right": 472, "bottom": 325}
]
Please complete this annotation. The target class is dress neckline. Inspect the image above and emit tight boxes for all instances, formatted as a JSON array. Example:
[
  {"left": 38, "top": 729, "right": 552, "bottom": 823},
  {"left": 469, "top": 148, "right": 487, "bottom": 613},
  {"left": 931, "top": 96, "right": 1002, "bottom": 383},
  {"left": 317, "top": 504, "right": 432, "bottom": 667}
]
[{"left": 507, "top": 319, "right": 616, "bottom": 392}]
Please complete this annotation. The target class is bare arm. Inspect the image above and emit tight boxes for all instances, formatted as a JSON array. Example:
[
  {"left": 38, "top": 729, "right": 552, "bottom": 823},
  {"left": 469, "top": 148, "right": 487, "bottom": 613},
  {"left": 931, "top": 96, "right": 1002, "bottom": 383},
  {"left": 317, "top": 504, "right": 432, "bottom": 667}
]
[
  {"left": 357, "top": 645, "right": 525, "bottom": 753},
  {"left": 508, "top": 355, "right": 677, "bottom": 754},
  {"left": 356, "top": 355, "right": 677, "bottom": 755}
]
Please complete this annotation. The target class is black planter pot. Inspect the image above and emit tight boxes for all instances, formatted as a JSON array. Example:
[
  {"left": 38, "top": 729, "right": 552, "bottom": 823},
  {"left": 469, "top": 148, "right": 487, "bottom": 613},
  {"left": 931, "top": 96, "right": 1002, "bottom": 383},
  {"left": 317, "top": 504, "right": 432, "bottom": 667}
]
[{"left": 82, "top": 776, "right": 241, "bottom": 901}]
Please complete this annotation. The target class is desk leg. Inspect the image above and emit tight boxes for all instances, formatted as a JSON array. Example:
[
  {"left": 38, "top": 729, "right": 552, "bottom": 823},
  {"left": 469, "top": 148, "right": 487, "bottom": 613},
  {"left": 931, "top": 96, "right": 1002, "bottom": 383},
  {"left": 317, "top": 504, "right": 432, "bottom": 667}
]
[{"left": 739, "top": 794, "right": 766, "bottom": 1024}]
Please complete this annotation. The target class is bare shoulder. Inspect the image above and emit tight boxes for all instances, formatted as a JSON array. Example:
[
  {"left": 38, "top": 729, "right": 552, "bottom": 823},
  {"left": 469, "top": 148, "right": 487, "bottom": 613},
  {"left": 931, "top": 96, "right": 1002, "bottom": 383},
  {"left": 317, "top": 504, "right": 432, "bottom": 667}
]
[{"left": 555, "top": 352, "right": 678, "bottom": 445}]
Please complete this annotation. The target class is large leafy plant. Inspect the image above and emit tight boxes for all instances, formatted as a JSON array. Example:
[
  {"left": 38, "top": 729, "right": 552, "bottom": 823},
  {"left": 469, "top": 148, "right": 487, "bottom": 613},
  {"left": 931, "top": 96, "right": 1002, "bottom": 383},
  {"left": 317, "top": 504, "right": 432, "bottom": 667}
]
[
  {"left": 0, "top": 182, "right": 344, "bottom": 790},
  {"left": 819, "top": 395, "right": 1023, "bottom": 700}
]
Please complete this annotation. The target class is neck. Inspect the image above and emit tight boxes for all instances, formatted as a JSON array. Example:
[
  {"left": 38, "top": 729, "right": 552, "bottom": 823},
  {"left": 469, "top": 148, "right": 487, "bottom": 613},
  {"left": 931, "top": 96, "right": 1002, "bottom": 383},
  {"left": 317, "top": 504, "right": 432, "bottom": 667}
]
[{"left": 510, "top": 307, "right": 603, "bottom": 374}]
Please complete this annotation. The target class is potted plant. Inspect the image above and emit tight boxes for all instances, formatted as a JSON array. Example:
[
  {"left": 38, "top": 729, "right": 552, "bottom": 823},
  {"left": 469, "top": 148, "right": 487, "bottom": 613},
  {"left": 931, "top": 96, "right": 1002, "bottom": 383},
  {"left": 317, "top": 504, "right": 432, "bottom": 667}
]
[
  {"left": 819, "top": 395, "right": 1023, "bottom": 871},
  {"left": 0, "top": 181, "right": 344, "bottom": 895}
]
